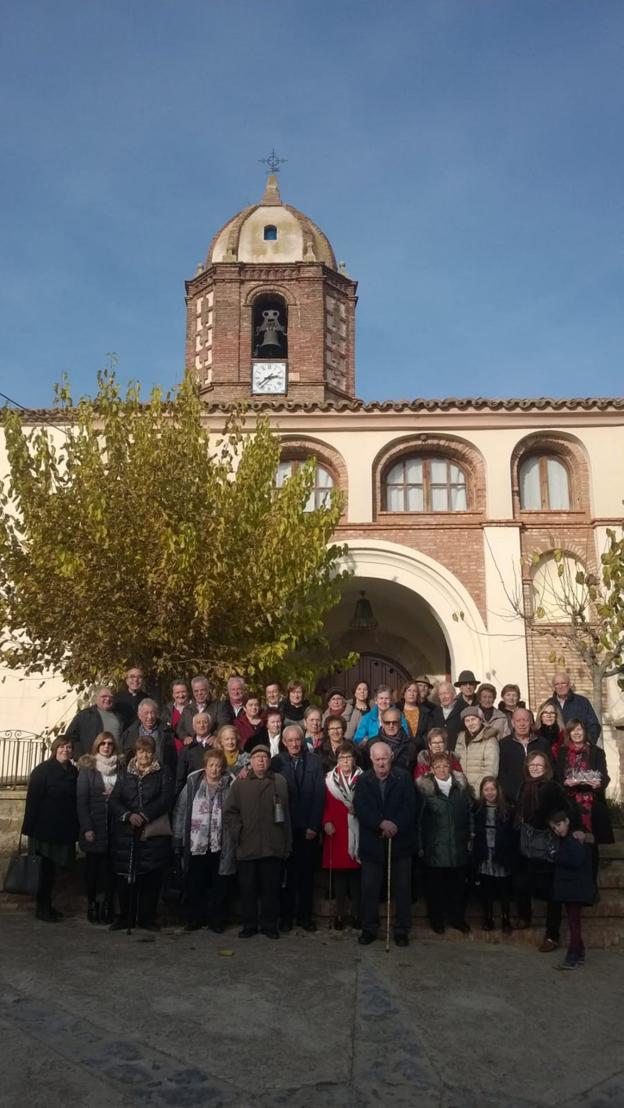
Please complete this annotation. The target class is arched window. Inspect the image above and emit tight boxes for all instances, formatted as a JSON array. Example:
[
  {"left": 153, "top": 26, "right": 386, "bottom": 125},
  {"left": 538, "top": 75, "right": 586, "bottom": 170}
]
[
  {"left": 252, "top": 292, "right": 288, "bottom": 358},
  {"left": 519, "top": 456, "right": 570, "bottom": 510},
  {"left": 263, "top": 225, "right": 278, "bottom": 241},
  {"left": 384, "top": 457, "right": 467, "bottom": 512},
  {"left": 276, "top": 459, "right": 334, "bottom": 511}
]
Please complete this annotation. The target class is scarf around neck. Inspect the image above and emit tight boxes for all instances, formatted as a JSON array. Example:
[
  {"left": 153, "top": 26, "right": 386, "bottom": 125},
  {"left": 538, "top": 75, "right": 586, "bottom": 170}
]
[{"left": 326, "top": 766, "right": 363, "bottom": 861}]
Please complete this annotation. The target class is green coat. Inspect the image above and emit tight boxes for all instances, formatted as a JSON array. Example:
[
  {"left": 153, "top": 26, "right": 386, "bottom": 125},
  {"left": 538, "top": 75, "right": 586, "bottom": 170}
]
[
  {"left": 223, "top": 769, "right": 292, "bottom": 862},
  {"left": 416, "top": 772, "right": 473, "bottom": 868}
]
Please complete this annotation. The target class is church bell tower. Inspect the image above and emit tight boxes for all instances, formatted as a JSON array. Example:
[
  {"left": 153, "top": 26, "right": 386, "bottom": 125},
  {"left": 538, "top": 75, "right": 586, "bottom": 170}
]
[{"left": 184, "top": 171, "right": 358, "bottom": 404}]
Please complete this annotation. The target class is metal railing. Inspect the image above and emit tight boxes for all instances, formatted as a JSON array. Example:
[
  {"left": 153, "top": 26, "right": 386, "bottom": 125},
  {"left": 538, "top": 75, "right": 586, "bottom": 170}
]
[{"left": 0, "top": 731, "right": 50, "bottom": 788}]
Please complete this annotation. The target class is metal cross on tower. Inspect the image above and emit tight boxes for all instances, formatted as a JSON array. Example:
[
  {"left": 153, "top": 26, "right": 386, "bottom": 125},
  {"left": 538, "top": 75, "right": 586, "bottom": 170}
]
[{"left": 259, "top": 148, "right": 287, "bottom": 174}]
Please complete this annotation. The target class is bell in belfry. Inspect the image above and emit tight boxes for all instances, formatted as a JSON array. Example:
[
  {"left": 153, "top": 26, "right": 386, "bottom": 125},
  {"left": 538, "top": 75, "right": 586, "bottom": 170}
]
[{"left": 256, "top": 309, "right": 287, "bottom": 355}]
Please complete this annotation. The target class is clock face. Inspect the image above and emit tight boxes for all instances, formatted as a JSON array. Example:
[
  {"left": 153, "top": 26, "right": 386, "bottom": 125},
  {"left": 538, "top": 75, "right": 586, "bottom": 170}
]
[{"left": 252, "top": 361, "right": 287, "bottom": 395}]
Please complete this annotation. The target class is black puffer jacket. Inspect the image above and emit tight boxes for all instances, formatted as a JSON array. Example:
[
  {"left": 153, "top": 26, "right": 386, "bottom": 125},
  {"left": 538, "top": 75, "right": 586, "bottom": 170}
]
[
  {"left": 22, "top": 758, "right": 79, "bottom": 845},
  {"left": 76, "top": 755, "right": 124, "bottom": 853},
  {"left": 109, "top": 761, "right": 174, "bottom": 876}
]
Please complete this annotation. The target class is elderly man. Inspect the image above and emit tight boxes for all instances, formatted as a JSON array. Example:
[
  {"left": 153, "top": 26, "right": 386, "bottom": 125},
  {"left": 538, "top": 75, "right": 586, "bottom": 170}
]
[
  {"left": 353, "top": 740, "right": 417, "bottom": 947},
  {"left": 454, "top": 670, "right": 479, "bottom": 711},
  {"left": 264, "top": 682, "right": 286, "bottom": 715},
  {"left": 113, "top": 666, "right": 150, "bottom": 728},
  {"left": 354, "top": 685, "right": 408, "bottom": 743},
  {"left": 66, "top": 686, "right": 124, "bottom": 758},
  {"left": 175, "top": 712, "right": 214, "bottom": 793},
  {"left": 121, "top": 698, "right": 176, "bottom": 772},
  {"left": 224, "top": 744, "right": 292, "bottom": 939},
  {"left": 437, "top": 681, "right": 463, "bottom": 752},
  {"left": 375, "top": 708, "right": 420, "bottom": 773},
  {"left": 225, "top": 675, "right": 246, "bottom": 719},
  {"left": 177, "top": 674, "right": 233, "bottom": 740},
  {"left": 271, "top": 724, "right": 325, "bottom": 931},
  {"left": 547, "top": 670, "right": 601, "bottom": 744},
  {"left": 498, "top": 707, "right": 551, "bottom": 803}
]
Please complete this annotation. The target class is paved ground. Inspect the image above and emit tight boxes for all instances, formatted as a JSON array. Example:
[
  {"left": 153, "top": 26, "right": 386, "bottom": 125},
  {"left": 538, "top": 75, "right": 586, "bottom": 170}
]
[{"left": 0, "top": 914, "right": 623, "bottom": 1108}]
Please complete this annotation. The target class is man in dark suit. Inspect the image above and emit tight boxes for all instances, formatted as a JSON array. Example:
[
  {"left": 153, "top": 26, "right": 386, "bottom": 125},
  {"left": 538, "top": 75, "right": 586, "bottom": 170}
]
[
  {"left": 66, "top": 687, "right": 125, "bottom": 758},
  {"left": 177, "top": 674, "right": 233, "bottom": 740},
  {"left": 113, "top": 666, "right": 150, "bottom": 728},
  {"left": 271, "top": 723, "right": 325, "bottom": 932},
  {"left": 354, "top": 740, "right": 417, "bottom": 948}
]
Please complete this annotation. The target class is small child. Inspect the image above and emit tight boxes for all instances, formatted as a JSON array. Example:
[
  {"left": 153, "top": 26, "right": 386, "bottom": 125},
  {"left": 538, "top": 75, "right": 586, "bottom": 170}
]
[
  {"left": 548, "top": 810, "right": 594, "bottom": 970},
  {"left": 473, "top": 776, "right": 516, "bottom": 933}
]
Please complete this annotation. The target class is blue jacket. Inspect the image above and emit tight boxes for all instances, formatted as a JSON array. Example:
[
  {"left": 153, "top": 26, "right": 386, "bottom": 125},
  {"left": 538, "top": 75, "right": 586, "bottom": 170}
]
[
  {"left": 546, "top": 691, "right": 601, "bottom": 743},
  {"left": 354, "top": 706, "right": 409, "bottom": 743},
  {"left": 270, "top": 749, "right": 325, "bottom": 833},
  {"left": 353, "top": 767, "right": 417, "bottom": 863}
]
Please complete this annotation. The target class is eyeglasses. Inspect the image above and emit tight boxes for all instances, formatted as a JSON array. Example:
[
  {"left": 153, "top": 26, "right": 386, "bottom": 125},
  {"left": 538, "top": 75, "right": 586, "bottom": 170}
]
[{"left": 384, "top": 719, "right": 400, "bottom": 726}]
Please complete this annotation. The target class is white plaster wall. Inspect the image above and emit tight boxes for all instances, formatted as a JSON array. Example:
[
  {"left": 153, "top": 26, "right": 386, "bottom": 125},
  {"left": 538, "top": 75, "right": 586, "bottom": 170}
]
[{"left": 482, "top": 526, "right": 530, "bottom": 693}]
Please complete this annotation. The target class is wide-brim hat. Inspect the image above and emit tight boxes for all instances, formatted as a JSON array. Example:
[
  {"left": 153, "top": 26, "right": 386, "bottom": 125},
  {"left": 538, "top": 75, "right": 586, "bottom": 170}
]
[
  {"left": 249, "top": 744, "right": 270, "bottom": 757},
  {"left": 414, "top": 674, "right": 433, "bottom": 689},
  {"left": 454, "top": 670, "right": 480, "bottom": 686}
]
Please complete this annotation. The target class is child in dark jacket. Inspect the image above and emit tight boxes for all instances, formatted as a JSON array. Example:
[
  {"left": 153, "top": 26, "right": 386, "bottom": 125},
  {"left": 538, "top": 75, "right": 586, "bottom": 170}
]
[
  {"left": 548, "top": 809, "right": 594, "bottom": 970},
  {"left": 473, "top": 776, "right": 517, "bottom": 933}
]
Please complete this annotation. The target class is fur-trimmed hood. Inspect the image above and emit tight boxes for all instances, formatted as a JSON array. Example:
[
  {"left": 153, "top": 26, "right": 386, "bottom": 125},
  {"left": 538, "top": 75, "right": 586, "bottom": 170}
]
[
  {"left": 415, "top": 769, "right": 468, "bottom": 797},
  {"left": 457, "top": 723, "right": 499, "bottom": 745},
  {"left": 77, "top": 752, "right": 124, "bottom": 771}
]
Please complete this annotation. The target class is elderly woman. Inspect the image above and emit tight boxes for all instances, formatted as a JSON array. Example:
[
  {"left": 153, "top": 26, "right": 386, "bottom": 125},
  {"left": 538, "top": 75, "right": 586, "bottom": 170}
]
[
  {"left": 22, "top": 735, "right": 78, "bottom": 923},
  {"left": 173, "top": 747, "right": 236, "bottom": 932},
  {"left": 215, "top": 724, "right": 251, "bottom": 776},
  {"left": 303, "top": 705, "right": 324, "bottom": 753},
  {"left": 476, "top": 684, "right": 509, "bottom": 740},
  {"left": 224, "top": 744, "right": 292, "bottom": 939},
  {"left": 77, "top": 731, "right": 124, "bottom": 923},
  {"left": 413, "top": 728, "right": 464, "bottom": 780},
  {"left": 319, "top": 716, "right": 348, "bottom": 773},
  {"left": 108, "top": 735, "right": 174, "bottom": 932},
  {"left": 322, "top": 688, "right": 353, "bottom": 729},
  {"left": 416, "top": 751, "right": 473, "bottom": 934},
  {"left": 454, "top": 706, "right": 500, "bottom": 794},
  {"left": 322, "top": 743, "right": 362, "bottom": 929}
]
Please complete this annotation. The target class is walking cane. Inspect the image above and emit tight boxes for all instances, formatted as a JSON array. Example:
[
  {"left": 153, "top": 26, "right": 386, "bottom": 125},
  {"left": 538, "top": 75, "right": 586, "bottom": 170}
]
[
  {"left": 385, "top": 836, "right": 392, "bottom": 954},
  {"left": 126, "top": 826, "right": 139, "bottom": 935},
  {"left": 328, "top": 835, "right": 333, "bottom": 904}
]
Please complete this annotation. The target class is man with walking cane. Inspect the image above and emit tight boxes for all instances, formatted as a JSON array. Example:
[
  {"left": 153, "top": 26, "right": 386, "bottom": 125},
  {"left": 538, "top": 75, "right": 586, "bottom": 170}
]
[{"left": 353, "top": 741, "right": 417, "bottom": 948}]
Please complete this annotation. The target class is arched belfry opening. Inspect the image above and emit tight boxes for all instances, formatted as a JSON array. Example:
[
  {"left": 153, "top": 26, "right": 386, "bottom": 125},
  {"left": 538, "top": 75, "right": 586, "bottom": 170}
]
[{"left": 252, "top": 293, "right": 288, "bottom": 358}]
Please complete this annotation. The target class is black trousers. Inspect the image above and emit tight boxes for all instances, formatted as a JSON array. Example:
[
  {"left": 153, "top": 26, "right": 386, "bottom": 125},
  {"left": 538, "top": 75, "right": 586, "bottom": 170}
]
[
  {"left": 37, "top": 856, "right": 56, "bottom": 909},
  {"left": 117, "top": 868, "right": 163, "bottom": 927},
  {"left": 478, "top": 873, "right": 512, "bottom": 919},
  {"left": 515, "top": 859, "right": 562, "bottom": 940},
  {"left": 186, "top": 852, "right": 227, "bottom": 927},
  {"left": 425, "top": 866, "right": 467, "bottom": 928},
  {"left": 281, "top": 830, "right": 317, "bottom": 923},
  {"left": 238, "top": 857, "right": 282, "bottom": 931},
  {"left": 333, "top": 869, "right": 361, "bottom": 918},
  {"left": 85, "top": 852, "right": 115, "bottom": 904},
  {"left": 361, "top": 854, "right": 412, "bottom": 937}
]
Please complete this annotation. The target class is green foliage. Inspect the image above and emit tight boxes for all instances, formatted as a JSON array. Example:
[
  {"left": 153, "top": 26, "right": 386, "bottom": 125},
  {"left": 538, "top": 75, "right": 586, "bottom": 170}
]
[{"left": 0, "top": 371, "right": 354, "bottom": 696}]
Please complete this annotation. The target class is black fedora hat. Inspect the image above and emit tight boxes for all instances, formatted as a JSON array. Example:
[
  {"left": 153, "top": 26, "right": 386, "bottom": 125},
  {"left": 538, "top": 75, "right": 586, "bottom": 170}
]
[{"left": 454, "top": 670, "right": 480, "bottom": 687}]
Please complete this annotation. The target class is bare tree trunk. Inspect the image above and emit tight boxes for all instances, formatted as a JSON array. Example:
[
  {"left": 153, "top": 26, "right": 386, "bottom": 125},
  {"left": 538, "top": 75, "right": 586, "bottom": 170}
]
[{"left": 591, "top": 665, "right": 604, "bottom": 725}]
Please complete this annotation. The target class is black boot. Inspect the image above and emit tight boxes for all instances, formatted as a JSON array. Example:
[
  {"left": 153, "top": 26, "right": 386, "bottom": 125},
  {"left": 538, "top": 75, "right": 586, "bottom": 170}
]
[
  {"left": 87, "top": 902, "right": 99, "bottom": 924},
  {"left": 482, "top": 910, "right": 495, "bottom": 931},
  {"left": 100, "top": 900, "right": 115, "bottom": 925},
  {"left": 501, "top": 913, "right": 513, "bottom": 935}
]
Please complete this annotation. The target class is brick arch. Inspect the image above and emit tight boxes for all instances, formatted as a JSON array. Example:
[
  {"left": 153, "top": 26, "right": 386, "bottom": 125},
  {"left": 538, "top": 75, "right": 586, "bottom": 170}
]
[
  {"left": 278, "top": 435, "right": 348, "bottom": 520},
  {"left": 243, "top": 283, "right": 299, "bottom": 308},
  {"left": 511, "top": 431, "right": 591, "bottom": 518},
  {"left": 372, "top": 434, "right": 486, "bottom": 518}
]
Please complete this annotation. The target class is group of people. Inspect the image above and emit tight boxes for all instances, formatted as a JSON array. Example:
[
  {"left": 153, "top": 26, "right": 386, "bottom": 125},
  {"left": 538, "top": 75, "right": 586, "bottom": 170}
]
[{"left": 21, "top": 665, "right": 612, "bottom": 969}]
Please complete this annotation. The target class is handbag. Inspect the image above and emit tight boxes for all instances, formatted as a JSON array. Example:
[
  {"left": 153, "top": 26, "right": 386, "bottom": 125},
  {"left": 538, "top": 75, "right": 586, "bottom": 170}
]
[
  {"left": 141, "top": 812, "right": 172, "bottom": 839},
  {"left": 3, "top": 836, "right": 43, "bottom": 896},
  {"left": 520, "top": 821, "right": 556, "bottom": 862}
]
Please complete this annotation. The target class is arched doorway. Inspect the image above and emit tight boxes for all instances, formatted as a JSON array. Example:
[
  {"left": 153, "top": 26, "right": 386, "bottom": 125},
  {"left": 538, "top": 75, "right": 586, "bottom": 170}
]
[{"left": 317, "top": 653, "right": 412, "bottom": 700}]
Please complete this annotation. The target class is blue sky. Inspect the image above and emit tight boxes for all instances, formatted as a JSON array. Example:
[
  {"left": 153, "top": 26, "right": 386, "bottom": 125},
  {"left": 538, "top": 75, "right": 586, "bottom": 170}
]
[{"left": 1, "top": 0, "right": 623, "bottom": 407}]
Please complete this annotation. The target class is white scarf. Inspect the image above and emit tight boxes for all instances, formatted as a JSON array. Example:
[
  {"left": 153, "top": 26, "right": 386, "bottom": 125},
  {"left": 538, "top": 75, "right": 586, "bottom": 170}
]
[
  {"left": 326, "top": 767, "right": 363, "bottom": 862},
  {"left": 95, "top": 752, "right": 119, "bottom": 795}
]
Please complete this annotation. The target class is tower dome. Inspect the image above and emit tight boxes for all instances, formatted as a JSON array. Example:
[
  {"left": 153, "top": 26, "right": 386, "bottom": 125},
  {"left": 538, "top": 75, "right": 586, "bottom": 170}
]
[{"left": 206, "top": 174, "right": 337, "bottom": 268}]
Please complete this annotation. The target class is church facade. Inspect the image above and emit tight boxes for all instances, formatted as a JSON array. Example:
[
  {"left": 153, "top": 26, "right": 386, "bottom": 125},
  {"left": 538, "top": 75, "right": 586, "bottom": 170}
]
[{"left": 3, "top": 173, "right": 624, "bottom": 793}]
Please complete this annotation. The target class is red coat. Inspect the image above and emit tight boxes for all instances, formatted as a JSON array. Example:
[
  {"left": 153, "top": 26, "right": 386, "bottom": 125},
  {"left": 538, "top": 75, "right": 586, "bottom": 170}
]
[{"left": 321, "top": 783, "right": 361, "bottom": 871}]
